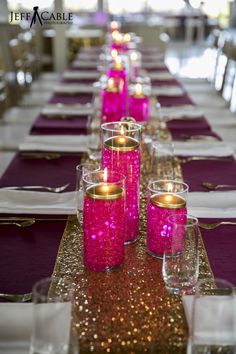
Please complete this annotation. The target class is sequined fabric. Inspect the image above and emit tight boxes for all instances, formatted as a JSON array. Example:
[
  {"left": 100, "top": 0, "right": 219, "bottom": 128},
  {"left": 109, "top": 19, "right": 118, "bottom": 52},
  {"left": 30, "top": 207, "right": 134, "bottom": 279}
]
[{"left": 52, "top": 135, "right": 214, "bottom": 354}]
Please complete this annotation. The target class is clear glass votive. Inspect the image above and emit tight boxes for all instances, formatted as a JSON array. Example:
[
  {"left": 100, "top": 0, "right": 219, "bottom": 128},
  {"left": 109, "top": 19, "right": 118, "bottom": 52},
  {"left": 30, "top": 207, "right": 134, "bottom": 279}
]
[
  {"left": 101, "top": 121, "right": 141, "bottom": 244},
  {"left": 162, "top": 215, "right": 199, "bottom": 295},
  {"left": 146, "top": 179, "right": 188, "bottom": 258},
  {"left": 29, "top": 277, "right": 78, "bottom": 354},
  {"left": 151, "top": 141, "right": 175, "bottom": 180},
  {"left": 188, "top": 278, "right": 235, "bottom": 354},
  {"left": 76, "top": 163, "right": 100, "bottom": 222},
  {"left": 83, "top": 169, "right": 125, "bottom": 272}
]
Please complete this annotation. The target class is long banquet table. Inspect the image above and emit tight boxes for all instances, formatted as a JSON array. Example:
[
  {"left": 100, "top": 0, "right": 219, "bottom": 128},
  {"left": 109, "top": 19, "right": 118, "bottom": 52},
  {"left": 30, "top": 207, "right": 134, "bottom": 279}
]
[{"left": 0, "top": 45, "right": 236, "bottom": 353}]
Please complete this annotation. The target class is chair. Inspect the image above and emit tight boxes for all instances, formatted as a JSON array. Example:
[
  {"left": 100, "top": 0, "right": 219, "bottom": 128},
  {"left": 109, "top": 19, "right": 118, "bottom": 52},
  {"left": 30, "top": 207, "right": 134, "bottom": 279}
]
[{"left": 221, "top": 41, "right": 236, "bottom": 104}]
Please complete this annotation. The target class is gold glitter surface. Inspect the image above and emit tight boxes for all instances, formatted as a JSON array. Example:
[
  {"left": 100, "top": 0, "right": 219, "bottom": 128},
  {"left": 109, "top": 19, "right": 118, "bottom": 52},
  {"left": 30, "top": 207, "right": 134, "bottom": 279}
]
[{"left": 52, "top": 133, "right": 214, "bottom": 354}]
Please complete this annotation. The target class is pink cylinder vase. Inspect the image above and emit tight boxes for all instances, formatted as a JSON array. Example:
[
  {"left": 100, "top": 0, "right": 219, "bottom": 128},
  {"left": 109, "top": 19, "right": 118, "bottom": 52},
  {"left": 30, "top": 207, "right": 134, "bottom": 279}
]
[
  {"left": 107, "top": 67, "right": 128, "bottom": 118},
  {"left": 83, "top": 170, "right": 125, "bottom": 272},
  {"left": 129, "top": 95, "right": 150, "bottom": 122},
  {"left": 101, "top": 83, "right": 123, "bottom": 123},
  {"left": 146, "top": 180, "right": 188, "bottom": 258},
  {"left": 129, "top": 51, "right": 142, "bottom": 80},
  {"left": 101, "top": 122, "right": 141, "bottom": 244}
]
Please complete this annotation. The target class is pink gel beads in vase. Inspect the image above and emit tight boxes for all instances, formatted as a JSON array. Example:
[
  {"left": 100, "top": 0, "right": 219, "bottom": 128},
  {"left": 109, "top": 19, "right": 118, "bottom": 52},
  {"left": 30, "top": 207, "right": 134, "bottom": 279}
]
[
  {"left": 146, "top": 180, "right": 188, "bottom": 258},
  {"left": 83, "top": 170, "right": 125, "bottom": 272},
  {"left": 102, "top": 122, "right": 141, "bottom": 244},
  {"left": 101, "top": 78, "right": 124, "bottom": 123},
  {"left": 129, "top": 83, "right": 150, "bottom": 122}
]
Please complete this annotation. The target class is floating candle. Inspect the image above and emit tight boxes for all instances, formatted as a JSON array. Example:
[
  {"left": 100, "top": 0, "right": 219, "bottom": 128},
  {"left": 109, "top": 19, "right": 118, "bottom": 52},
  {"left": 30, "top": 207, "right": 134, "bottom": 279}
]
[
  {"left": 113, "top": 56, "right": 124, "bottom": 71},
  {"left": 86, "top": 183, "right": 124, "bottom": 200},
  {"left": 123, "top": 33, "right": 131, "bottom": 45},
  {"left": 134, "top": 83, "right": 144, "bottom": 98},
  {"left": 104, "top": 135, "right": 139, "bottom": 151},
  {"left": 110, "top": 21, "right": 120, "bottom": 32}
]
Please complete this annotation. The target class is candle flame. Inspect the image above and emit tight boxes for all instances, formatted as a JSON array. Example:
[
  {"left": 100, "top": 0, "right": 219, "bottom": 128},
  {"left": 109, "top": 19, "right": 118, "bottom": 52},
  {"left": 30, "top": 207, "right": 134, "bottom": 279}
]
[
  {"left": 165, "top": 194, "right": 173, "bottom": 203},
  {"left": 112, "top": 31, "right": 122, "bottom": 43},
  {"left": 167, "top": 183, "right": 173, "bottom": 193},
  {"left": 111, "top": 49, "right": 118, "bottom": 58},
  {"left": 120, "top": 125, "right": 125, "bottom": 136},
  {"left": 107, "top": 77, "right": 114, "bottom": 89},
  {"left": 114, "top": 56, "right": 123, "bottom": 70},
  {"left": 123, "top": 33, "right": 131, "bottom": 43},
  {"left": 130, "top": 52, "right": 138, "bottom": 62},
  {"left": 135, "top": 83, "right": 142, "bottom": 96},
  {"left": 103, "top": 167, "right": 108, "bottom": 182},
  {"left": 115, "top": 56, "right": 122, "bottom": 65},
  {"left": 111, "top": 21, "right": 119, "bottom": 30}
]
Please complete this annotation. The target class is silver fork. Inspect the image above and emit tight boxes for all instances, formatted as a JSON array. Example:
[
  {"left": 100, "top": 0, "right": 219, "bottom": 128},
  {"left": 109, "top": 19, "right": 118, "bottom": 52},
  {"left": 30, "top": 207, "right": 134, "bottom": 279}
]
[
  {"left": 178, "top": 156, "right": 232, "bottom": 164},
  {"left": 0, "top": 220, "right": 35, "bottom": 228},
  {"left": 179, "top": 134, "right": 219, "bottom": 142},
  {"left": 0, "top": 292, "right": 32, "bottom": 302},
  {"left": 0, "top": 183, "right": 70, "bottom": 193},
  {"left": 202, "top": 182, "right": 236, "bottom": 190},
  {"left": 199, "top": 221, "right": 236, "bottom": 230}
]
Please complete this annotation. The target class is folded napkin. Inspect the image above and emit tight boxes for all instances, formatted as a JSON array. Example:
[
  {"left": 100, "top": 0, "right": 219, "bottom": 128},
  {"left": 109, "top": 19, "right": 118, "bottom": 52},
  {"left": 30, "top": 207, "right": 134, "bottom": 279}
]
[
  {"left": 41, "top": 103, "right": 94, "bottom": 118},
  {"left": 142, "top": 53, "right": 165, "bottom": 60},
  {"left": 0, "top": 190, "right": 76, "bottom": 214},
  {"left": 19, "top": 135, "right": 88, "bottom": 152},
  {"left": 0, "top": 302, "right": 72, "bottom": 354},
  {"left": 149, "top": 72, "right": 175, "bottom": 81},
  {"left": 161, "top": 105, "right": 203, "bottom": 119},
  {"left": 151, "top": 86, "right": 184, "bottom": 97},
  {"left": 54, "top": 84, "right": 99, "bottom": 95},
  {"left": 142, "top": 62, "right": 166, "bottom": 69},
  {"left": 183, "top": 295, "right": 235, "bottom": 345},
  {"left": 72, "top": 60, "right": 98, "bottom": 68},
  {"left": 188, "top": 191, "right": 236, "bottom": 218},
  {"left": 174, "top": 141, "right": 233, "bottom": 157},
  {"left": 62, "top": 70, "right": 100, "bottom": 80},
  {"left": 0, "top": 303, "right": 32, "bottom": 354}
]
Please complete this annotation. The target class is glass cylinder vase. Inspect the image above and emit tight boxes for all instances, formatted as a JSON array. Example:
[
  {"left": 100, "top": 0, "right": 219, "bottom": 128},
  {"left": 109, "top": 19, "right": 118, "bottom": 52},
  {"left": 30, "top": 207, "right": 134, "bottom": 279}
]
[
  {"left": 83, "top": 170, "right": 125, "bottom": 272},
  {"left": 101, "top": 121, "right": 141, "bottom": 244},
  {"left": 146, "top": 180, "right": 189, "bottom": 258}
]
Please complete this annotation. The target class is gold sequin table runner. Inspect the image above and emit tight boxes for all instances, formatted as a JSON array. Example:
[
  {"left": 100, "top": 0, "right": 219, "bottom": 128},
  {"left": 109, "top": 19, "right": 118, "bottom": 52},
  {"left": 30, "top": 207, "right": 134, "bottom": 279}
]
[{"left": 52, "top": 134, "right": 214, "bottom": 353}]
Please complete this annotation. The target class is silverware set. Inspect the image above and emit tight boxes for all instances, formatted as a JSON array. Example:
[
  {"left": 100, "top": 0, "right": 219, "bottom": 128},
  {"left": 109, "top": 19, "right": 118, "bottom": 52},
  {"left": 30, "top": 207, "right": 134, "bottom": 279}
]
[
  {"left": 0, "top": 217, "right": 68, "bottom": 227},
  {"left": 0, "top": 183, "right": 70, "bottom": 193},
  {"left": 178, "top": 134, "right": 219, "bottom": 142},
  {"left": 202, "top": 182, "right": 236, "bottom": 190},
  {"left": 199, "top": 221, "right": 236, "bottom": 230},
  {"left": 177, "top": 156, "right": 232, "bottom": 164},
  {"left": 20, "top": 152, "right": 83, "bottom": 160},
  {"left": 0, "top": 292, "right": 32, "bottom": 302}
]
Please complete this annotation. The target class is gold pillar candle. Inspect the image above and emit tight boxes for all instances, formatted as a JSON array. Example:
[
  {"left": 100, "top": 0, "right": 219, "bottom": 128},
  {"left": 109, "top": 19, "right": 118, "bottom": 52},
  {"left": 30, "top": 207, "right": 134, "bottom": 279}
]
[
  {"left": 104, "top": 135, "right": 139, "bottom": 152},
  {"left": 86, "top": 183, "right": 124, "bottom": 200},
  {"left": 150, "top": 193, "right": 186, "bottom": 209}
]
